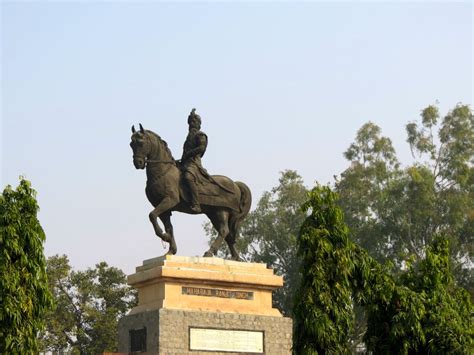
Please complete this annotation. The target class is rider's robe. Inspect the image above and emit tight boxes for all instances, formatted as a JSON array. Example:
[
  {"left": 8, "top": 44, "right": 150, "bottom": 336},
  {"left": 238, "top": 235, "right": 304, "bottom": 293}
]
[{"left": 181, "top": 128, "right": 211, "bottom": 182}]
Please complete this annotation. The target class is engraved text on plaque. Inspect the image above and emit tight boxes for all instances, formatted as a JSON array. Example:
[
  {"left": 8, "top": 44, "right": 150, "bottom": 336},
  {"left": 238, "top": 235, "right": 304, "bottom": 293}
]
[
  {"left": 182, "top": 286, "right": 253, "bottom": 300},
  {"left": 189, "top": 327, "right": 264, "bottom": 353}
]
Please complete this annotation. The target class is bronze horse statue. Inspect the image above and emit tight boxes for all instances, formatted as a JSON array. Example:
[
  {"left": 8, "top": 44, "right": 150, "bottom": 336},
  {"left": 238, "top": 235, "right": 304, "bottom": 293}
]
[{"left": 130, "top": 124, "right": 251, "bottom": 260}]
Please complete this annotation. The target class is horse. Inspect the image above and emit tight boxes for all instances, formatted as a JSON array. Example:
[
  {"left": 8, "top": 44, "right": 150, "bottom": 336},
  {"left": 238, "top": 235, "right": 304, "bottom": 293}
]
[{"left": 129, "top": 124, "right": 252, "bottom": 260}]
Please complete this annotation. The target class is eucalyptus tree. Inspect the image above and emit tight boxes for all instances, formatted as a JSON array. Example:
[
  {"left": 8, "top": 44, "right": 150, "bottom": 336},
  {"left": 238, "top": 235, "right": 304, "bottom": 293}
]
[{"left": 336, "top": 104, "right": 473, "bottom": 295}]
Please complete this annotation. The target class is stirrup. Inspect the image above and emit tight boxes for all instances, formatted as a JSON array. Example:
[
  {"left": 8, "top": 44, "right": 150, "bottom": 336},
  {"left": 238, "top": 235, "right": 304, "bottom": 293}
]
[{"left": 190, "top": 204, "right": 201, "bottom": 213}]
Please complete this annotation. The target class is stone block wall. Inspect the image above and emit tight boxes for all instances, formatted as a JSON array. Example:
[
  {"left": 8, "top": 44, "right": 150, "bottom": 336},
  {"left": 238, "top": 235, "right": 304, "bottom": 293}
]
[{"left": 118, "top": 308, "right": 292, "bottom": 355}]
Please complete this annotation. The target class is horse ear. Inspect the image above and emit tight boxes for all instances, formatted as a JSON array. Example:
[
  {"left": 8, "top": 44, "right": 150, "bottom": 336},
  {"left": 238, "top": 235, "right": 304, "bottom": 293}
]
[
  {"left": 132, "top": 125, "right": 136, "bottom": 133},
  {"left": 139, "top": 123, "right": 145, "bottom": 133}
]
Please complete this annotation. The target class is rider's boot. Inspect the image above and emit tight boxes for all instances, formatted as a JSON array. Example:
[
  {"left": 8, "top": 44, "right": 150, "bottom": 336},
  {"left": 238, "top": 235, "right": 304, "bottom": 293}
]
[{"left": 188, "top": 182, "right": 202, "bottom": 213}]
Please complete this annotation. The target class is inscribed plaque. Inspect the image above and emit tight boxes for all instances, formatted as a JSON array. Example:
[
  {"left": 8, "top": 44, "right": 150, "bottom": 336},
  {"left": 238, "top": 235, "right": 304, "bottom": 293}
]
[
  {"left": 189, "top": 327, "right": 264, "bottom": 353},
  {"left": 182, "top": 286, "right": 253, "bottom": 300}
]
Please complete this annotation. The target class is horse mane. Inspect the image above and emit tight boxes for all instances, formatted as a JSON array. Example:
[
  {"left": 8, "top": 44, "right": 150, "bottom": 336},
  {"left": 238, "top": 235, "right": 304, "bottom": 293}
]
[{"left": 146, "top": 130, "right": 175, "bottom": 160}]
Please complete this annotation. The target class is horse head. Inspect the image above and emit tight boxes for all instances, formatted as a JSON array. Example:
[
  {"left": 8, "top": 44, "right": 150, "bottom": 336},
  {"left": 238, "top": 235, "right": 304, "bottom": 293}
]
[
  {"left": 130, "top": 124, "right": 150, "bottom": 169},
  {"left": 130, "top": 124, "right": 174, "bottom": 170}
]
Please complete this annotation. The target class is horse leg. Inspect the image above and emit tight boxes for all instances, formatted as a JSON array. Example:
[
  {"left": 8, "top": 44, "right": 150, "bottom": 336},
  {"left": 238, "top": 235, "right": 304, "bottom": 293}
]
[
  {"left": 225, "top": 233, "right": 240, "bottom": 261},
  {"left": 159, "top": 211, "right": 177, "bottom": 255},
  {"left": 203, "top": 210, "right": 230, "bottom": 257},
  {"left": 224, "top": 212, "right": 241, "bottom": 261},
  {"left": 149, "top": 197, "right": 177, "bottom": 244}
]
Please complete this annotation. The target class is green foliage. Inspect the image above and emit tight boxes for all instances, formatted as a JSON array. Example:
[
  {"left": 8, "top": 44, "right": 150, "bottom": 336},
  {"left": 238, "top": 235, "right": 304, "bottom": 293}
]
[
  {"left": 38, "top": 255, "right": 136, "bottom": 354},
  {"left": 398, "top": 238, "right": 473, "bottom": 354},
  {"left": 294, "top": 185, "right": 473, "bottom": 354},
  {"left": 0, "top": 179, "right": 53, "bottom": 354},
  {"left": 360, "top": 237, "right": 473, "bottom": 354},
  {"left": 336, "top": 104, "right": 473, "bottom": 296},
  {"left": 336, "top": 121, "right": 400, "bottom": 261},
  {"left": 354, "top": 247, "right": 427, "bottom": 354},
  {"left": 293, "top": 185, "right": 355, "bottom": 354},
  {"left": 205, "top": 170, "right": 308, "bottom": 315},
  {"left": 339, "top": 105, "right": 474, "bottom": 350}
]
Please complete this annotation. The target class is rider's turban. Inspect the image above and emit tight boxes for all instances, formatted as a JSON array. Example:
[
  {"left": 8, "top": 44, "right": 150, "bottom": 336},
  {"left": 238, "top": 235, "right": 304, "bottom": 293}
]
[{"left": 188, "top": 108, "right": 201, "bottom": 125}]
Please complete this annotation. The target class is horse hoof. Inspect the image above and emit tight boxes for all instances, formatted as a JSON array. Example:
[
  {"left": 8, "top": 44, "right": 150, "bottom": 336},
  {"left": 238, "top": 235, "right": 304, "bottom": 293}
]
[{"left": 203, "top": 251, "right": 213, "bottom": 257}]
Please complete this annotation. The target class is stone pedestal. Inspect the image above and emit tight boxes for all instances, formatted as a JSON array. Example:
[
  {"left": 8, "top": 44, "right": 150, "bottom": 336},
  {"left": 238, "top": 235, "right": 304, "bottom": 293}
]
[{"left": 118, "top": 255, "right": 293, "bottom": 354}]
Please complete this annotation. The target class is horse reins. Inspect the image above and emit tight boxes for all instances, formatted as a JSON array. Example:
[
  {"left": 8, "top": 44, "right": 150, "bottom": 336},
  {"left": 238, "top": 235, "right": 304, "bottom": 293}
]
[
  {"left": 143, "top": 133, "right": 176, "bottom": 176},
  {"left": 144, "top": 159, "right": 175, "bottom": 164}
]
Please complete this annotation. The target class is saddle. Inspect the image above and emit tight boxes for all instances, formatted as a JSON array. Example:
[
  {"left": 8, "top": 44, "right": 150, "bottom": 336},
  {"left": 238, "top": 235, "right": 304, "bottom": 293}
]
[{"left": 178, "top": 173, "right": 240, "bottom": 211}]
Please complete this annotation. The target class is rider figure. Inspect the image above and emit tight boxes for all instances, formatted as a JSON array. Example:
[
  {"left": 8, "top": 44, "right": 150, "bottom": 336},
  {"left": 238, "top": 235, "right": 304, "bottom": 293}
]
[{"left": 181, "top": 108, "right": 208, "bottom": 213}]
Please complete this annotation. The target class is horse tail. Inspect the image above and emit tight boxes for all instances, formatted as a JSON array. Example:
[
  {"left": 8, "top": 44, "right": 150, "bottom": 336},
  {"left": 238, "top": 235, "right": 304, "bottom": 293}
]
[{"left": 228, "top": 182, "right": 252, "bottom": 244}]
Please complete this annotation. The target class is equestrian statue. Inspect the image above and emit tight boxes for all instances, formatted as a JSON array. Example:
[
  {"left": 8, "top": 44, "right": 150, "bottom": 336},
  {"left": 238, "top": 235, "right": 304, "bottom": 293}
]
[{"left": 130, "top": 109, "right": 252, "bottom": 260}]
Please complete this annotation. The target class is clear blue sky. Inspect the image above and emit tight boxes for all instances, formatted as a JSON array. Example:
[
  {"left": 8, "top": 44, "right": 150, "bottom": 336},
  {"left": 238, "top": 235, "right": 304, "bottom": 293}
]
[{"left": 2, "top": 2, "right": 472, "bottom": 274}]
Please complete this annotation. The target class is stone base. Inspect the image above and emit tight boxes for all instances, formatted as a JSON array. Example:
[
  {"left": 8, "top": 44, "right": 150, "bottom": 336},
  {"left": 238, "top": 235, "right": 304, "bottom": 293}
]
[
  {"left": 118, "top": 308, "right": 293, "bottom": 355},
  {"left": 118, "top": 256, "right": 293, "bottom": 354},
  {"left": 127, "top": 255, "right": 284, "bottom": 317}
]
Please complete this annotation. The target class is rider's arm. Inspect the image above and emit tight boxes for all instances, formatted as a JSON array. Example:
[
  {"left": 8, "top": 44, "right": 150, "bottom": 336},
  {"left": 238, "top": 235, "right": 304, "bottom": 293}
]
[{"left": 182, "top": 134, "right": 207, "bottom": 160}]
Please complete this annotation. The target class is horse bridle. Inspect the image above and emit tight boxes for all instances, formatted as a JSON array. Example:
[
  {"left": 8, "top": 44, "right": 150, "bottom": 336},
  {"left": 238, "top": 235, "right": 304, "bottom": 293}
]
[{"left": 134, "top": 133, "right": 175, "bottom": 167}]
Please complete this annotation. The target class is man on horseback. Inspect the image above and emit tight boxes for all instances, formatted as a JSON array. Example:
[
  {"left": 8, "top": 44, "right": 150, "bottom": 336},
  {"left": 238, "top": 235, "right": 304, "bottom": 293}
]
[
  {"left": 181, "top": 108, "right": 208, "bottom": 213},
  {"left": 130, "top": 114, "right": 252, "bottom": 259}
]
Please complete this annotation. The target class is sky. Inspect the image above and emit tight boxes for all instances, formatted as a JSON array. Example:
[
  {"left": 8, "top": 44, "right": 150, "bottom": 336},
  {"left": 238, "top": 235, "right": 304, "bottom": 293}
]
[{"left": 1, "top": 1, "right": 472, "bottom": 275}]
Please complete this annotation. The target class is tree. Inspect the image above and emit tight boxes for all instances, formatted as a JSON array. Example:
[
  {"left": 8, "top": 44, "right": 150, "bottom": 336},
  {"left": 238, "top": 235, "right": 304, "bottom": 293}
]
[
  {"left": 359, "top": 237, "right": 473, "bottom": 354},
  {"left": 375, "top": 237, "right": 473, "bottom": 353},
  {"left": 39, "top": 255, "right": 76, "bottom": 352},
  {"left": 405, "top": 104, "right": 473, "bottom": 292},
  {"left": 293, "top": 185, "right": 356, "bottom": 354},
  {"left": 205, "top": 170, "right": 308, "bottom": 316},
  {"left": 335, "top": 104, "right": 473, "bottom": 350},
  {"left": 335, "top": 121, "right": 400, "bottom": 261},
  {"left": 0, "top": 179, "right": 53, "bottom": 353},
  {"left": 38, "top": 255, "right": 136, "bottom": 354},
  {"left": 336, "top": 104, "right": 473, "bottom": 295},
  {"left": 294, "top": 185, "right": 473, "bottom": 354}
]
